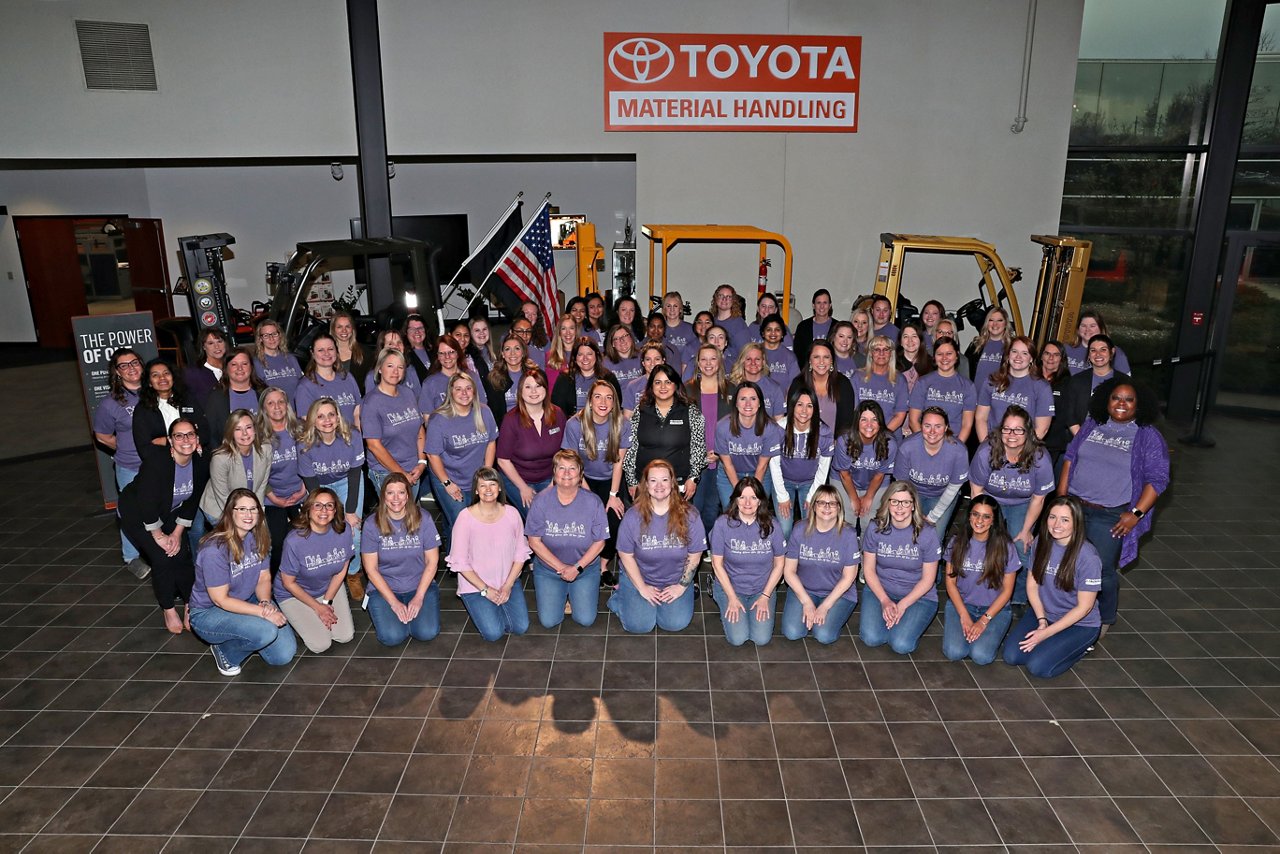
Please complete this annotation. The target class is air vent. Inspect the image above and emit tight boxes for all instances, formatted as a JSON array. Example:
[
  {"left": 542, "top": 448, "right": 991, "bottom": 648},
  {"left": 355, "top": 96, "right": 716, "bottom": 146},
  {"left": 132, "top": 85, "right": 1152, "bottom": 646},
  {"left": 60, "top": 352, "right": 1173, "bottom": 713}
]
[{"left": 75, "top": 20, "right": 157, "bottom": 91}]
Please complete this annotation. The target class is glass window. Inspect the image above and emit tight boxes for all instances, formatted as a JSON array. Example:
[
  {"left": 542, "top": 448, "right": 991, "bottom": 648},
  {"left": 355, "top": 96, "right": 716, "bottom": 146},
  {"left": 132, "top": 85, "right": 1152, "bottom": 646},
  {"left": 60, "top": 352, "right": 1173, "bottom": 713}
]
[
  {"left": 1244, "top": 5, "right": 1280, "bottom": 146},
  {"left": 1231, "top": 158, "right": 1280, "bottom": 231},
  {"left": 1218, "top": 243, "right": 1280, "bottom": 411},
  {"left": 1062, "top": 154, "right": 1201, "bottom": 229}
]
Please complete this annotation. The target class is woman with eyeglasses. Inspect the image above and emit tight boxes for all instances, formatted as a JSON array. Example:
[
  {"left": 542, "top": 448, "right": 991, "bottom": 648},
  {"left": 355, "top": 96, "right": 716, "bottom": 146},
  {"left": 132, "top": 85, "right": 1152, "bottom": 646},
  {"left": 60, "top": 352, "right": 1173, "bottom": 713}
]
[
  {"left": 709, "top": 476, "right": 786, "bottom": 647},
  {"left": 293, "top": 333, "right": 362, "bottom": 428},
  {"left": 780, "top": 484, "right": 860, "bottom": 644},
  {"left": 402, "top": 313, "right": 433, "bottom": 384},
  {"left": 418, "top": 334, "right": 481, "bottom": 414},
  {"left": 610, "top": 459, "right": 707, "bottom": 633},
  {"left": 527, "top": 450, "right": 608, "bottom": 627},
  {"left": 361, "top": 473, "right": 443, "bottom": 646},
  {"left": 189, "top": 489, "right": 296, "bottom": 676},
  {"left": 256, "top": 387, "right": 308, "bottom": 571},
  {"left": 448, "top": 467, "right": 532, "bottom": 641},
  {"left": 94, "top": 348, "right": 148, "bottom": 578},
  {"left": 251, "top": 319, "right": 302, "bottom": 399},
  {"left": 1002, "top": 496, "right": 1102, "bottom": 678},
  {"left": 604, "top": 324, "right": 644, "bottom": 385},
  {"left": 771, "top": 385, "right": 834, "bottom": 541},
  {"left": 942, "top": 495, "right": 1019, "bottom": 665},
  {"left": 975, "top": 336, "right": 1053, "bottom": 442},
  {"left": 908, "top": 336, "right": 976, "bottom": 443},
  {"left": 274, "top": 488, "right": 356, "bottom": 654},
  {"left": 892, "top": 406, "right": 969, "bottom": 532},
  {"left": 117, "top": 418, "right": 210, "bottom": 633},
  {"left": 832, "top": 400, "right": 896, "bottom": 533},
  {"left": 859, "top": 481, "right": 942, "bottom": 654},
  {"left": 361, "top": 347, "right": 426, "bottom": 497},
  {"left": 710, "top": 283, "right": 750, "bottom": 349},
  {"left": 854, "top": 335, "right": 909, "bottom": 433}
]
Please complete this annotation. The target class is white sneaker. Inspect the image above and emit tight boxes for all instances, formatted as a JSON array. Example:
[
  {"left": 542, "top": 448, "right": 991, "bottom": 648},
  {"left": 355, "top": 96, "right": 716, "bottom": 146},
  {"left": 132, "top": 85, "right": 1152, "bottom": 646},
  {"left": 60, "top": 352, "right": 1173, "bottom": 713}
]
[{"left": 210, "top": 645, "right": 241, "bottom": 677}]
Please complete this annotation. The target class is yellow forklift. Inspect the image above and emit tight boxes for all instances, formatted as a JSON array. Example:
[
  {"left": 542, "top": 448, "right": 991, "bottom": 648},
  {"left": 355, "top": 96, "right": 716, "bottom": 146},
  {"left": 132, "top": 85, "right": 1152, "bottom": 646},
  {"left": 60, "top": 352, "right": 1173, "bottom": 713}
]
[{"left": 868, "top": 232, "right": 1092, "bottom": 349}]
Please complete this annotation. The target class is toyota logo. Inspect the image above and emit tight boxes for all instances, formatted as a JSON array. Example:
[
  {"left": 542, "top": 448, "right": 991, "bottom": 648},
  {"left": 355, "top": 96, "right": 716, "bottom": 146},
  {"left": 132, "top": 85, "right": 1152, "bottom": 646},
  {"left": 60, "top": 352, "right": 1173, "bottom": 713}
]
[{"left": 609, "top": 37, "right": 675, "bottom": 84}]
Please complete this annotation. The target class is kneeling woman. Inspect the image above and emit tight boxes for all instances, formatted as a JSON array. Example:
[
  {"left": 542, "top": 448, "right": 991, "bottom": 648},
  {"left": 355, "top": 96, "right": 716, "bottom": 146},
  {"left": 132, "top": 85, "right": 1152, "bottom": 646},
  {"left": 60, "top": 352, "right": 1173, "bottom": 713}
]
[
  {"left": 189, "top": 489, "right": 296, "bottom": 676},
  {"left": 1003, "top": 496, "right": 1102, "bottom": 678},
  {"left": 709, "top": 476, "right": 786, "bottom": 646},
  {"left": 610, "top": 460, "right": 707, "bottom": 633},
  {"left": 361, "top": 474, "right": 443, "bottom": 646},
  {"left": 942, "top": 496, "right": 1019, "bottom": 665},
  {"left": 275, "top": 488, "right": 356, "bottom": 654},
  {"left": 526, "top": 450, "right": 609, "bottom": 628},
  {"left": 447, "top": 467, "right": 532, "bottom": 641},
  {"left": 780, "top": 484, "right": 860, "bottom": 644},
  {"left": 859, "top": 482, "right": 942, "bottom": 655}
]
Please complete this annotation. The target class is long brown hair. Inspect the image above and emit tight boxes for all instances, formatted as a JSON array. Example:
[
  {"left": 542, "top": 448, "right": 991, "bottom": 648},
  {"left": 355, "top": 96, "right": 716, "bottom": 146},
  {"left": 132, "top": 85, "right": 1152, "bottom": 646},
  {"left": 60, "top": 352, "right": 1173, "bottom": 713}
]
[
  {"left": 986, "top": 404, "right": 1044, "bottom": 472},
  {"left": 202, "top": 487, "right": 270, "bottom": 565},
  {"left": 989, "top": 336, "right": 1038, "bottom": 393},
  {"left": 373, "top": 473, "right": 422, "bottom": 537},
  {"left": 633, "top": 459, "right": 692, "bottom": 546},
  {"left": 724, "top": 476, "right": 775, "bottom": 540},
  {"left": 577, "top": 380, "right": 623, "bottom": 464},
  {"left": 1031, "top": 496, "right": 1087, "bottom": 593},
  {"left": 514, "top": 369, "right": 563, "bottom": 430},
  {"left": 290, "top": 487, "right": 347, "bottom": 535},
  {"left": 946, "top": 495, "right": 1014, "bottom": 591}
]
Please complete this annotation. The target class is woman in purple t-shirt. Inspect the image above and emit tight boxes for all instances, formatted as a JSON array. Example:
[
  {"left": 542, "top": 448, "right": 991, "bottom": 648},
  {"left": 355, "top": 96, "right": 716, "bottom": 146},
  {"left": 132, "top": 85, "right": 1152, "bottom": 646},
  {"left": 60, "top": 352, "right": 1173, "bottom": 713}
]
[
  {"left": 780, "top": 484, "right": 861, "bottom": 644},
  {"left": 426, "top": 373, "right": 499, "bottom": 531},
  {"left": 709, "top": 477, "right": 786, "bottom": 647},
  {"left": 942, "top": 496, "right": 1019, "bottom": 665},
  {"left": 189, "top": 489, "right": 297, "bottom": 676},
  {"left": 93, "top": 347, "right": 147, "bottom": 576},
  {"left": 448, "top": 467, "right": 532, "bottom": 642},
  {"left": 833, "top": 401, "right": 896, "bottom": 534},
  {"left": 966, "top": 306, "right": 1012, "bottom": 389},
  {"left": 251, "top": 319, "right": 302, "bottom": 399},
  {"left": 714, "top": 381, "right": 783, "bottom": 507},
  {"left": 684, "top": 343, "right": 732, "bottom": 535},
  {"left": 975, "top": 336, "right": 1053, "bottom": 442},
  {"left": 527, "top": 450, "right": 608, "bottom": 629},
  {"left": 275, "top": 488, "right": 356, "bottom": 654},
  {"left": 257, "top": 387, "right": 308, "bottom": 572},
  {"left": 1003, "top": 496, "right": 1102, "bottom": 678},
  {"left": 361, "top": 473, "right": 443, "bottom": 647},
  {"left": 859, "top": 481, "right": 942, "bottom": 655},
  {"left": 562, "top": 380, "right": 632, "bottom": 585},
  {"left": 362, "top": 348, "right": 426, "bottom": 498}
]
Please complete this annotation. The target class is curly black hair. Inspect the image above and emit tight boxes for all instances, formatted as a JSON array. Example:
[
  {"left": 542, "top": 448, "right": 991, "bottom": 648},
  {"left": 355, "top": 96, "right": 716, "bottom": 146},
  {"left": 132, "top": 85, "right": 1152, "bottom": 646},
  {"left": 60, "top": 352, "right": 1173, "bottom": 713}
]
[{"left": 1087, "top": 376, "right": 1158, "bottom": 426}]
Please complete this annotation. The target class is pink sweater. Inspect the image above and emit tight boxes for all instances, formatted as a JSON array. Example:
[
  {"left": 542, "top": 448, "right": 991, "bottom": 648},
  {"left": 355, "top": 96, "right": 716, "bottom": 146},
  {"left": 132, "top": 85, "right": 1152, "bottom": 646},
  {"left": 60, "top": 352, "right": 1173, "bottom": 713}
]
[{"left": 446, "top": 504, "right": 531, "bottom": 594}]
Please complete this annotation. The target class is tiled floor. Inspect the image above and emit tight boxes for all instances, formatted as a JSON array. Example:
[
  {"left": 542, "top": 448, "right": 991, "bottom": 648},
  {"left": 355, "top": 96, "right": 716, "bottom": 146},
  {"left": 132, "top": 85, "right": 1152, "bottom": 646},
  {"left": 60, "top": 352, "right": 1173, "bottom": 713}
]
[{"left": 0, "top": 415, "right": 1277, "bottom": 852}]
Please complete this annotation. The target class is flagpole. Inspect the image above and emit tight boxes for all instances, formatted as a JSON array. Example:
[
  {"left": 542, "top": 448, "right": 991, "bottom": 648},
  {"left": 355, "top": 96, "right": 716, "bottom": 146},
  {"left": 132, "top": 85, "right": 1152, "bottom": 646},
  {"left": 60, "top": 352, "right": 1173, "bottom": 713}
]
[
  {"left": 462, "top": 194, "right": 553, "bottom": 319},
  {"left": 439, "top": 192, "right": 525, "bottom": 306}
]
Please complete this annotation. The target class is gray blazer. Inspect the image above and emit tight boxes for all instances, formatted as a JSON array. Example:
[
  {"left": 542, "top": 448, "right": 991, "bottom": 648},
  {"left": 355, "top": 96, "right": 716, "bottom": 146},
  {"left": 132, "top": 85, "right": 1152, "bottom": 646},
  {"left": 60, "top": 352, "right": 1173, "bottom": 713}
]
[{"left": 200, "top": 446, "right": 272, "bottom": 520}]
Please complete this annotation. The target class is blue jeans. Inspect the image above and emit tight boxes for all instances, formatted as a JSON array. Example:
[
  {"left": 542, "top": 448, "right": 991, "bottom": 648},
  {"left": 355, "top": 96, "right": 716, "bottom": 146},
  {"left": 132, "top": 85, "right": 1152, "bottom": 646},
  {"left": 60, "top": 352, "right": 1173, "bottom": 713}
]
[
  {"left": 859, "top": 594, "right": 937, "bottom": 654},
  {"left": 187, "top": 510, "right": 209, "bottom": 556},
  {"left": 115, "top": 466, "right": 140, "bottom": 561},
  {"left": 428, "top": 471, "right": 471, "bottom": 532},
  {"left": 367, "top": 583, "right": 440, "bottom": 646},
  {"left": 461, "top": 583, "right": 530, "bottom": 642},
  {"left": 716, "top": 465, "right": 773, "bottom": 508},
  {"left": 711, "top": 580, "right": 776, "bottom": 646},
  {"left": 1000, "top": 499, "right": 1032, "bottom": 604},
  {"left": 691, "top": 470, "right": 721, "bottom": 536},
  {"left": 607, "top": 571, "right": 694, "bottom": 633},
  {"left": 532, "top": 557, "right": 600, "bottom": 628},
  {"left": 502, "top": 475, "right": 551, "bottom": 521},
  {"left": 1080, "top": 502, "right": 1124, "bottom": 625},
  {"left": 328, "top": 477, "right": 364, "bottom": 572},
  {"left": 1002, "top": 610, "right": 1099, "bottom": 678},
  {"left": 920, "top": 492, "right": 956, "bottom": 537},
  {"left": 776, "top": 478, "right": 814, "bottom": 541},
  {"left": 189, "top": 605, "right": 297, "bottom": 668},
  {"left": 942, "top": 600, "right": 1013, "bottom": 665},
  {"left": 780, "top": 589, "right": 857, "bottom": 644},
  {"left": 369, "top": 467, "right": 425, "bottom": 501}
]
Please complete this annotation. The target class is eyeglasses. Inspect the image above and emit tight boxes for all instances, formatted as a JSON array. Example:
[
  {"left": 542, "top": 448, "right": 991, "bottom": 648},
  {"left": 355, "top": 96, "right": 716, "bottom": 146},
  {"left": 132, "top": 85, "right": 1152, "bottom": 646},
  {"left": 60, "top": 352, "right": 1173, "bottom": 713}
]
[
  {"left": 116, "top": 360, "right": 142, "bottom": 370},
  {"left": 1000, "top": 426, "right": 1027, "bottom": 436},
  {"left": 260, "top": 331, "right": 280, "bottom": 340},
  {"left": 888, "top": 499, "right": 914, "bottom": 508},
  {"left": 814, "top": 500, "right": 840, "bottom": 508},
  {"left": 171, "top": 431, "right": 198, "bottom": 441},
  {"left": 312, "top": 502, "right": 337, "bottom": 511},
  {"left": 969, "top": 512, "right": 995, "bottom": 522},
  {"left": 232, "top": 506, "right": 260, "bottom": 514}
]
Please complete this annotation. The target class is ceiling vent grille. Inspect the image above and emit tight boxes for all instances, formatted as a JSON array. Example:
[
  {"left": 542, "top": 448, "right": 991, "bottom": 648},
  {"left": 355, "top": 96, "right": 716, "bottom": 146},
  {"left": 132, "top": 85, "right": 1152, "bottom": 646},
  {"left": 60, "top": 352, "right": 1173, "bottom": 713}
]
[{"left": 75, "top": 20, "right": 157, "bottom": 91}]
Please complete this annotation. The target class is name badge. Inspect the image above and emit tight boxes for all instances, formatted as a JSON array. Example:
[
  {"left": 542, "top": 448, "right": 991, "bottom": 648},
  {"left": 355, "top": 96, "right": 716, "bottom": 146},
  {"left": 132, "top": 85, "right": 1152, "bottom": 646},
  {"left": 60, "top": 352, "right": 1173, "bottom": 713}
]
[
  {"left": 548, "top": 427, "right": 561, "bottom": 435},
  {"left": 669, "top": 419, "right": 685, "bottom": 426}
]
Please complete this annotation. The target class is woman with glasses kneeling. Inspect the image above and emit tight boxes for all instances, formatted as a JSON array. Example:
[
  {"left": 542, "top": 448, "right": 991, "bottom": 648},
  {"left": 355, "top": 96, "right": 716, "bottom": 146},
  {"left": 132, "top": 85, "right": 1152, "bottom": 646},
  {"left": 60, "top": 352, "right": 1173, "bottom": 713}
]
[
  {"left": 709, "top": 476, "right": 786, "bottom": 647},
  {"left": 274, "top": 488, "right": 356, "bottom": 654},
  {"left": 361, "top": 473, "right": 442, "bottom": 646},
  {"left": 780, "top": 485, "right": 860, "bottom": 644},
  {"left": 609, "top": 460, "right": 707, "bottom": 633},
  {"left": 942, "top": 496, "right": 1019, "bottom": 665},
  {"left": 527, "top": 450, "right": 608, "bottom": 628},
  {"left": 448, "top": 467, "right": 531, "bottom": 641},
  {"left": 189, "top": 489, "right": 296, "bottom": 676},
  {"left": 859, "top": 482, "right": 942, "bottom": 655},
  {"left": 1003, "top": 496, "right": 1102, "bottom": 678}
]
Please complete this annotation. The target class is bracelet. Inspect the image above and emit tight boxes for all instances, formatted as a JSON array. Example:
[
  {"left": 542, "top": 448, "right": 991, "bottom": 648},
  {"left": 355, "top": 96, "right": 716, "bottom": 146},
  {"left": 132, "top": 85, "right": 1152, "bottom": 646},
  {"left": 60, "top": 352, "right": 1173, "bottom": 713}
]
[{"left": 1036, "top": 616, "right": 1048, "bottom": 624}]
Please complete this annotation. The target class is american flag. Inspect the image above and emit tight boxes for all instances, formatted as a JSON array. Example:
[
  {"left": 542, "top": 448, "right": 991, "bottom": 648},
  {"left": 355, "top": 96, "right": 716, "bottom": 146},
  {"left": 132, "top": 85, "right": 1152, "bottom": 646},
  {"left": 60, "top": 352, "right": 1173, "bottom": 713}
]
[{"left": 496, "top": 202, "right": 559, "bottom": 337}]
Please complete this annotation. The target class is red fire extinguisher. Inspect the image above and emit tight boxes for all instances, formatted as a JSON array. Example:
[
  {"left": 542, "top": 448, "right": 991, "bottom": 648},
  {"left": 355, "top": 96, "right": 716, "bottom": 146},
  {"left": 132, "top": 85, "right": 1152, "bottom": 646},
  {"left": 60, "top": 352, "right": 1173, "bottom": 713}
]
[{"left": 757, "top": 257, "right": 771, "bottom": 296}]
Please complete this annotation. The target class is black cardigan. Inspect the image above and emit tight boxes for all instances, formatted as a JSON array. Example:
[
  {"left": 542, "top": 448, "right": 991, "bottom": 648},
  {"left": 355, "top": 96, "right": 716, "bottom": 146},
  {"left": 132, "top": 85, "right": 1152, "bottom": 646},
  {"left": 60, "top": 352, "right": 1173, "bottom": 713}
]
[
  {"left": 788, "top": 371, "right": 856, "bottom": 439},
  {"left": 1061, "top": 369, "right": 1132, "bottom": 431},
  {"left": 117, "top": 450, "right": 210, "bottom": 534},
  {"left": 132, "top": 399, "right": 211, "bottom": 464},
  {"left": 551, "top": 371, "right": 622, "bottom": 417}
]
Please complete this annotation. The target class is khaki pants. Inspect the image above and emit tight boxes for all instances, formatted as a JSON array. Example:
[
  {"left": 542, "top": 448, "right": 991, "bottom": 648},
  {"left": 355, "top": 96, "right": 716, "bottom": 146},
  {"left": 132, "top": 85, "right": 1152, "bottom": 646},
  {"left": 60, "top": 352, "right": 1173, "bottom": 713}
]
[{"left": 279, "top": 586, "right": 356, "bottom": 653}]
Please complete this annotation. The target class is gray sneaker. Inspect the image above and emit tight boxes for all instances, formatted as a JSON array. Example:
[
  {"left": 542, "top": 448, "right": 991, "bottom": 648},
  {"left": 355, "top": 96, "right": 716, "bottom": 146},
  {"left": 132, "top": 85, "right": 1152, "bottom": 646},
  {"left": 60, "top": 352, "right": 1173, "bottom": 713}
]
[
  {"left": 125, "top": 557, "right": 151, "bottom": 581},
  {"left": 210, "top": 645, "right": 241, "bottom": 677}
]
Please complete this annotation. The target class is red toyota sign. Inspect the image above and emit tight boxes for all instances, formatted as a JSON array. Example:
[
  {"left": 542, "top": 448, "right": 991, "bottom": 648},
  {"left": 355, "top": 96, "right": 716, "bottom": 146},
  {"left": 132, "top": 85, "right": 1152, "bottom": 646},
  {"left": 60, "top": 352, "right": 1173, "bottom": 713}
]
[{"left": 604, "top": 32, "right": 862, "bottom": 133}]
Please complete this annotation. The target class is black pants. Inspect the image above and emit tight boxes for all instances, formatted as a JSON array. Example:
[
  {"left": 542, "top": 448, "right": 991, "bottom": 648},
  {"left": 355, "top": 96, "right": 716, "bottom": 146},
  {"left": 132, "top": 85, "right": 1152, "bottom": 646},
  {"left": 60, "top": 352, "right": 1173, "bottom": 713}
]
[
  {"left": 265, "top": 503, "right": 304, "bottom": 573},
  {"left": 585, "top": 477, "right": 626, "bottom": 560},
  {"left": 123, "top": 522, "right": 194, "bottom": 610}
]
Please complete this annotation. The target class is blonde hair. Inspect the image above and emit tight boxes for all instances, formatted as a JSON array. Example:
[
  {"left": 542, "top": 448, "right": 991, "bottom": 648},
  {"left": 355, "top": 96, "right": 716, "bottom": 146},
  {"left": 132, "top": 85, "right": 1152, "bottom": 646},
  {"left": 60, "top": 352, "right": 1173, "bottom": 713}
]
[
  {"left": 871, "top": 481, "right": 929, "bottom": 543},
  {"left": 576, "top": 380, "right": 623, "bottom": 466},
  {"left": 434, "top": 372, "right": 486, "bottom": 432},
  {"left": 299, "top": 397, "right": 353, "bottom": 450},
  {"left": 729, "top": 343, "right": 771, "bottom": 385},
  {"left": 254, "top": 387, "right": 301, "bottom": 448},
  {"left": 252, "top": 319, "right": 289, "bottom": 362},
  {"left": 859, "top": 335, "right": 899, "bottom": 384}
]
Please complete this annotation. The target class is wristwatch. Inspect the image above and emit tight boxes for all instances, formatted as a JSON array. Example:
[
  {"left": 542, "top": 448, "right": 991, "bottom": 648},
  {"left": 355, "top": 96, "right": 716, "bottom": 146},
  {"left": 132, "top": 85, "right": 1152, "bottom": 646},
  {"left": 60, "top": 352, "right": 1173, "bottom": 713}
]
[
  {"left": 480, "top": 586, "right": 490, "bottom": 598},
  {"left": 317, "top": 597, "right": 330, "bottom": 606},
  {"left": 1129, "top": 507, "right": 1146, "bottom": 519},
  {"left": 442, "top": 479, "right": 453, "bottom": 487}
]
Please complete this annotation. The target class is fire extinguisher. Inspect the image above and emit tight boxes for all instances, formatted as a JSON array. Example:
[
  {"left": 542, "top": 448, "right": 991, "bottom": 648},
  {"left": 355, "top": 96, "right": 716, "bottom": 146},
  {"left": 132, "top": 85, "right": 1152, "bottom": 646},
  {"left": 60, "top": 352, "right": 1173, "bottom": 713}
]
[{"left": 758, "top": 257, "right": 771, "bottom": 296}]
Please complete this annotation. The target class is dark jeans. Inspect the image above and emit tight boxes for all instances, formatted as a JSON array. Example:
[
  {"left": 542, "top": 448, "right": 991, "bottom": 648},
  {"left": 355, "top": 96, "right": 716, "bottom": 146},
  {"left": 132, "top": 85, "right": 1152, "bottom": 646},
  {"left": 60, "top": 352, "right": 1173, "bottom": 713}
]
[
  {"left": 1002, "top": 610, "right": 1099, "bottom": 679},
  {"left": 585, "top": 477, "right": 625, "bottom": 560},
  {"left": 122, "top": 522, "right": 194, "bottom": 610},
  {"left": 1080, "top": 502, "right": 1124, "bottom": 625},
  {"left": 265, "top": 501, "right": 304, "bottom": 573},
  {"left": 690, "top": 468, "right": 721, "bottom": 536}
]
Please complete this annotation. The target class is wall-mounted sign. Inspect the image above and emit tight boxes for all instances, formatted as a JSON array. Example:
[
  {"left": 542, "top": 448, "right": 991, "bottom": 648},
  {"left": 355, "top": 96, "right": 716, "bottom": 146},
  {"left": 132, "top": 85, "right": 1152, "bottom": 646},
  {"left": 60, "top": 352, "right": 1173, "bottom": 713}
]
[{"left": 604, "top": 32, "right": 861, "bottom": 133}]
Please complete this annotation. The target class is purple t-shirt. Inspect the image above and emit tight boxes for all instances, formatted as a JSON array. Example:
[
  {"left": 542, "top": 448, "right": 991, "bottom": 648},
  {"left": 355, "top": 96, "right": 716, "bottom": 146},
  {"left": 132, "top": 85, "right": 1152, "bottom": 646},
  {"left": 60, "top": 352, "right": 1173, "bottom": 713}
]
[
  {"left": 973, "top": 340, "right": 1007, "bottom": 389},
  {"left": 191, "top": 532, "right": 268, "bottom": 610},
  {"left": 298, "top": 430, "right": 365, "bottom": 485},
  {"left": 892, "top": 434, "right": 969, "bottom": 499},
  {"left": 527, "top": 344, "right": 547, "bottom": 369},
  {"left": 561, "top": 415, "right": 633, "bottom": 481},
  {"left": 241, "top": 453, "right": 255, "bottom": 491},
  {"left": 854, "top": 372, "right": 909, "bottom": 419},
  {"left": 361, "top": 513, "right": 442, "bottom": 595},
  {"left": 969, "top": 446, "right": 1055, "bottom": 506},
  {"left": 526, "top": 487, "right": 608, "bottom": 565},
  {"left": 417, "top": 372, "right": 451, "bottom": 414},
  {"left": 255, "top": 353, "right": 303, "bottom": 399},
  {"left": 873, "top": 322, "right": 899, "bottom": 343},
  {"left": 1068, "top": 419, "right": 1137, "bottom": 507},
  {"left": 274, "top": 526, "right": 355, "bottom": 601},
  {"left": 779, "top": 423, "right": 835, "bottom": 483},
  {"left": 616, "top": 506, "right": 707, "bottom": 587},
  {"left": 832, "top": 433, "right": 897, "bottom": 490},
  {"left": 786, "top": 523, "right": 861, "bottom": 604},
  {"left": 293, "top": 372, "right": 361, "bottom": 426},
  {"left": 606, "top": 356, "right": 643, "bottom": 384},
  {"left": 715, "top": 416, "right": 784, "bottom": 478},
  {"left": 862, "top": 521, "right": 942, "bottom": 602},
  {"left": 710, "top": 517, "right": 785, "bottom": 599},
  {"left": 172, "top": 460, "right": 194, "bottom": 510},
  {"left": 364, "top": 364, "right": 419, "bottom": 396},
  {"left": 267, "top": 429, "right": 304, "bottom": 497},
  {"left": 1034, "top": 539, "right": 1102, "bottom": 627},
  {"left": 718, "top": 316, "right": 751, "bottom": 349},
  {"left": 835, "top": 354, "right": 859, "bottom": 381},
  {"left": 361, "top": 388, "right": 423, "bottom": 474},
  {"left": 664, "top": 321, "right": 697, "bottom": 357},
  {"left": 978, "top": 374, "right": 1054, "bottom": 432},
  {"left": 623, "top": 375, "right": 649, "bottom": 412},
  {"left": 94, "top": 389, "right": 142, "bottom": 470},
  {"left": 909, "top": 372, "right": 976, "bottom": 432},
  {"left": 743, "top": 375, "right": 786, "bottom": 417},
  {"left": 944, "top": 535, "right": 1020, "bottom": 609},
  {"left": 424, "top": 408, "right": 499, "bottom": 485},
  {"left": 746, "top": 321, "right": 794, "bottom": 351},
  {"left": 1065, "top": 343, "right": 1131, "bottom": 376},
  {"left": 763, "top": 347, "right": 799, "bottom": 391}
]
